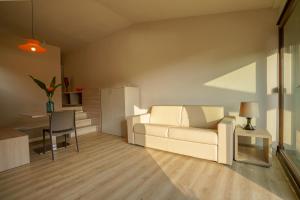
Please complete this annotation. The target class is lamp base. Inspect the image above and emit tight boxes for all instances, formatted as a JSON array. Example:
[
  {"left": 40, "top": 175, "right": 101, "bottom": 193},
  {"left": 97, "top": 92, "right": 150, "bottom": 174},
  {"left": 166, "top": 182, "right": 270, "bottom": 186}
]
[{"left": 244, "top": 118, "right": 255, "bottom": 130}]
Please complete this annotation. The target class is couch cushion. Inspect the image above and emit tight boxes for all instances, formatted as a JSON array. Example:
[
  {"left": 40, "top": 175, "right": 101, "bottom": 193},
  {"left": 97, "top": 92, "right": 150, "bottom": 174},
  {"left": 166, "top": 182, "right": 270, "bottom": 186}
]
[
  {"left": 134, "top": 123, "right": 169, "bottom": 138},
  {"left": 150, "top": 106, "right": 182, "bottom": 126},
  {"left": 168, "top": 127, "right": 218, "bottom": 145},
  {"left": 181, "top": 106, "right": 224, "bottom": 129}
]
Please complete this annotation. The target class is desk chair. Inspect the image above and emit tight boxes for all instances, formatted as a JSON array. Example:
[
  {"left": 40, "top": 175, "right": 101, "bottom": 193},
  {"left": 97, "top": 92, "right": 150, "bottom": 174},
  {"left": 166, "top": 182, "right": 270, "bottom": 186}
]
[{"left": 43, "top": 110, "right": 79, "bottom": 160}]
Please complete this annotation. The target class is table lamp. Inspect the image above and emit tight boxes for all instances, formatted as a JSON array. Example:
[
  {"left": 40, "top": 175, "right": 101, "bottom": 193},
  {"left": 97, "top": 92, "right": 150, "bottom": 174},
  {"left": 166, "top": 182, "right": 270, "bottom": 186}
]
[{"left": 239, "top": 102, "right": 259, "bottom": 130}]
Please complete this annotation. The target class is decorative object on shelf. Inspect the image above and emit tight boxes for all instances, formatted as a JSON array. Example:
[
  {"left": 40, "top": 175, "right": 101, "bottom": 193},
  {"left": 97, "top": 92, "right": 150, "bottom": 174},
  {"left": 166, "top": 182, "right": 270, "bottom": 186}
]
[
  {"left": 29, "top": 75, "right": 62, "bottom": 113},
  {"left": 64, "top": 77, "right": 70, "bottom": 92},
  {"left": 18, "top": 0, "right": 46, "bottom": 53},
  {"left": 239, "top": 101, "right": 259, "bottom": 130},
  {"left": 75, "top": 87, "right": 83, "bottom": 92}
]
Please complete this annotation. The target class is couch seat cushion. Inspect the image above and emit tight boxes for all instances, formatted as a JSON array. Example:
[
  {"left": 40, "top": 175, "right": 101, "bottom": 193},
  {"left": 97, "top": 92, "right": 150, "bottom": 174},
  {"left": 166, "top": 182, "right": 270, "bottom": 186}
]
[
  {"left": 168, "top": 127, "right": 218, "bottom": 145},
  {"left": 134, "top": 123, "right": 169, "bottom": 138}
]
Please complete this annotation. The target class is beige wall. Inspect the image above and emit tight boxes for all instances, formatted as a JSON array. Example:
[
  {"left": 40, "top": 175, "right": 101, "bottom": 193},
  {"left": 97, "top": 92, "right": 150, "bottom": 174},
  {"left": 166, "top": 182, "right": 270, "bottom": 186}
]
[
  {"left": 0, "top": 29, "right": 62, "bottom": 127},
  {"left": 64, "top": 9, "right": 278, "bottom": 141}
]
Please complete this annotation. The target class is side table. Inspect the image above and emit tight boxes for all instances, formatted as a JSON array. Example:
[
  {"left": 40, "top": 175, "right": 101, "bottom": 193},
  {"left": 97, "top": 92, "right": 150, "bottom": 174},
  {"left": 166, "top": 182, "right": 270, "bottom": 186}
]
[{"left": 234, "top": 126, "right": 272, "bottom": 167}]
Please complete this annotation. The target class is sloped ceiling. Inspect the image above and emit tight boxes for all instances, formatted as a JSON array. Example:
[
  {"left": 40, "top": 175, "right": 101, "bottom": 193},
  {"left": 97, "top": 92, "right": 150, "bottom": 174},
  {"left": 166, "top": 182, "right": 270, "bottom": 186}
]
[{"left": 0, "top": 0, "right": 278, "bottom": 53}]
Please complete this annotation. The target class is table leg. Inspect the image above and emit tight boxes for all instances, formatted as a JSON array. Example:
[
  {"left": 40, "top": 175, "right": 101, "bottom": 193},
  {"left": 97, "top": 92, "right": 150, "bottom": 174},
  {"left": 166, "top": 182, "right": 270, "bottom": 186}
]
[
  {"left": 234, "top": 134, "right": 238, "bottom": 160},
  {"left": 52, "top": 135, "right": 57, "bottom": 150},
  {"left": 263, "top": 137, "right": 272, "bottom": 166},
  {"left": 66, "top": 134, "right": 71, "bottom": 146}
]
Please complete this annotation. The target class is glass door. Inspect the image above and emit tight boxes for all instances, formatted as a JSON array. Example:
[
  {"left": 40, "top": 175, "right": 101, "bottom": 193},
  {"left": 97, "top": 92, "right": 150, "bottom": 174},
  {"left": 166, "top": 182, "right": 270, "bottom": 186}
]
[{"left": 281, "top": 1, "right": 300, "bottom": 170}]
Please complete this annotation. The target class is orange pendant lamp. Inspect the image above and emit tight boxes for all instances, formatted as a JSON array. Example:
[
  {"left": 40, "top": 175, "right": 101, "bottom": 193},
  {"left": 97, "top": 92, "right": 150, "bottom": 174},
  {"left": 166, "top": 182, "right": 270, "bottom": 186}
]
[
  {"left": 19, "top": 39, "right": 46, "bottom": 53},
  {"left": 18, "top": 0, "right": 46, "bottom": 53}
]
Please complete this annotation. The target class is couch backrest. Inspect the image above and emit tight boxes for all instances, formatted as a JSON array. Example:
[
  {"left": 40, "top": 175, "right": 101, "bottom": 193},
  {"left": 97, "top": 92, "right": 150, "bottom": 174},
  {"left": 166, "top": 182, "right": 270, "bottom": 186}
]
[
  {"left": 149, "top": 105, "right": 224, "bottom": 128},
  {"left": 181, "top": 106, "right": 224, "bottom": 129},
  {"left": 150, "top": 106, "right": 182, "bottom": 126}
]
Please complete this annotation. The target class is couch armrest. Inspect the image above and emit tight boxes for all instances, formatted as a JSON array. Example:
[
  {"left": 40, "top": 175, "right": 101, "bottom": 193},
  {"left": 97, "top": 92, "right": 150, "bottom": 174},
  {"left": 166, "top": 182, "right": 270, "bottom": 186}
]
[
  {"left": 217, "top": 116, "right": 236, "bottom": 165},
  {"left": 127, "top": 113, "right": 151, "bottom": 144}
]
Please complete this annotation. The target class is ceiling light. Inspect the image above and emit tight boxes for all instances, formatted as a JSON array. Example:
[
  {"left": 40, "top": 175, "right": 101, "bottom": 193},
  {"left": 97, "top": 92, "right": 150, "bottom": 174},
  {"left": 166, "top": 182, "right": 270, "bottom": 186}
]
[
  {"left": 19, "top": 39, "right": 46, "bottom": 53},
  {"left": 18, "top": 0, "right": 47, "bottom": 53}
]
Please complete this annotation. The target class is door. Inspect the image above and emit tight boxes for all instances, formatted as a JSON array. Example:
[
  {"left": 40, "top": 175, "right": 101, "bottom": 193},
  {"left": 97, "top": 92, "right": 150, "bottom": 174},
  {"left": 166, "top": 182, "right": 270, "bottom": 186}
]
[
  {"left": 281, "top": 1, "right": 300, "bottom": 170},
  {"left": 101, "top": 88, "right": 125, "bottom": 136}
]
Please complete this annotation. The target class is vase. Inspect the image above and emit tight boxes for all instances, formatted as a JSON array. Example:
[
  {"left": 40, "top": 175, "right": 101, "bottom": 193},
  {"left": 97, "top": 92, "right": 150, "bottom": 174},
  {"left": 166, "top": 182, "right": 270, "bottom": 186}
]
[{"left": 46, "top": 100, "right": 55, "bottom": 113}]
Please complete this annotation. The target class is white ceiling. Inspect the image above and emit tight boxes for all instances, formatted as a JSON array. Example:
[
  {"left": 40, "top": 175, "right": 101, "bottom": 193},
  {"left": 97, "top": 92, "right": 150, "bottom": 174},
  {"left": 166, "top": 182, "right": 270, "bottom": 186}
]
[{"left": 0, "top": 0, "right": 278, "bottom": 53}]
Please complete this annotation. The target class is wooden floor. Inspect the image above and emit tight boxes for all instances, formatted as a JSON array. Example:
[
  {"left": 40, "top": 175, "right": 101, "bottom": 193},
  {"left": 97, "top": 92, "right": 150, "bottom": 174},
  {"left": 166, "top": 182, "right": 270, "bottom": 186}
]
[{"left": 0, "top": 133, "right": 298, "bottom": 200}]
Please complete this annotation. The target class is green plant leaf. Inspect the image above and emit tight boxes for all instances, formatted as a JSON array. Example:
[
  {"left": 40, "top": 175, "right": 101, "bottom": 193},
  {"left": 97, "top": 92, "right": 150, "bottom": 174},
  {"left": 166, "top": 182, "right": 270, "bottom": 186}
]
[
  {"left": 29, "top": 75, "right": 62, "bottom": 99},
  {"left": 29, "top": 75, "right": 47, "bottom": 91},
  {"left": 51, "top": 84, "right": 62, "bottom": 95},
  {"left": 54, "top": 84, "right": 62, "bottom": 89},
  {"left": 50, "top": 76, "right": 56, "bottom": 88}
]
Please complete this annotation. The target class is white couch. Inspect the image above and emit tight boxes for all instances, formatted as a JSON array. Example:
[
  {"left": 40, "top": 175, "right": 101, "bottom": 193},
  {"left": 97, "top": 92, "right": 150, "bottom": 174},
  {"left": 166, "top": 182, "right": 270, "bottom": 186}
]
[{"left": 127, "top": 105, "right": 236, "bottom": 165}]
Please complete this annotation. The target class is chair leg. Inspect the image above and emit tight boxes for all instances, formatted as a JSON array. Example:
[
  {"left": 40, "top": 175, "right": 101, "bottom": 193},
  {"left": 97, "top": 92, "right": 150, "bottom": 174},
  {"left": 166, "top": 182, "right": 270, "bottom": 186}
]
[
  {"left": 49, "top": 132, "right": 55, "bottom": 160},
  {"left": 64, "top": 134, "right": 67, "bottom": 148},
  {"left": 43, "top": 130, "right": 46, "bottom": 154},
  {"left": 74, "top": 129, "right": 79, "bottom": 152}
]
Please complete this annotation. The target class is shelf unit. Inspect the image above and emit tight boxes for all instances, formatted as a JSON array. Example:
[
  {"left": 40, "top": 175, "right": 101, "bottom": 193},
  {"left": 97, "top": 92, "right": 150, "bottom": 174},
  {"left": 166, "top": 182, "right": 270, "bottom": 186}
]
[{"left": 62, "top": 91, "right": 82, "bottom": 107}]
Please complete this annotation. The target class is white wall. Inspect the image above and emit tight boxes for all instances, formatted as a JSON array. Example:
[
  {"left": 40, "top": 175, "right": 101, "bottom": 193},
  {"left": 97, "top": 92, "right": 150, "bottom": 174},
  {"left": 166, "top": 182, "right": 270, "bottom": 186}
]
[
  {"left": 0, "top": 28, "right": 62, "bottom": 127},
  {"left": 64, "top": 9, "right": 278, "bottom": 142}
]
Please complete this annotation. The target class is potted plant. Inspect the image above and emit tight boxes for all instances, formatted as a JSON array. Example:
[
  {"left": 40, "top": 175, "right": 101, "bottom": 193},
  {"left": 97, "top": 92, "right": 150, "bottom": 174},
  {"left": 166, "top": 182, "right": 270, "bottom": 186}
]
[{"left": 29, "top": 75, "right": 62, "bottom": 113}]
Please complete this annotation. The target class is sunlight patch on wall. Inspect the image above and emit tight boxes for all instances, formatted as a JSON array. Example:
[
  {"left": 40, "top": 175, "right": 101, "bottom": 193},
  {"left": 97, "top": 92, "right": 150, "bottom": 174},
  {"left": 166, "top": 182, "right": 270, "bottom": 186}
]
[
  {"left": 267, "top": 53, "right": 278, "bottom": 95},
  {"left": 284, "top": 110, "right": 292, "bottom": 145},
  {"left": 284, "top": 52, "right": 292, "bottom": 95},
  {"left": 204, "top": 63, "right": 256, "bottom": 93},
  {"left": 267, "top": 109, "right": 277, "bottom": 142}
]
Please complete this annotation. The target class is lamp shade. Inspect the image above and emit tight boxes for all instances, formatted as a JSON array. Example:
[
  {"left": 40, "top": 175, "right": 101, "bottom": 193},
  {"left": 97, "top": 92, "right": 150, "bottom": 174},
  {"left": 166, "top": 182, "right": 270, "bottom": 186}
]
[
  {"left": 18, "top": 39, "right": 47, "bottom": 53},
  {"left": 239, "top": 102, "right": 259, "bottom": 118}
]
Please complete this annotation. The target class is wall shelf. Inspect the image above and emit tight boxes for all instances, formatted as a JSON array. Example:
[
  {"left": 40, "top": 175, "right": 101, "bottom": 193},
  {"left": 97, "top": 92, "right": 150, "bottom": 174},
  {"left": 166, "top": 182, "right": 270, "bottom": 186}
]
[{"left": 62, "top": 91, "right": 82, "bottom": 107}]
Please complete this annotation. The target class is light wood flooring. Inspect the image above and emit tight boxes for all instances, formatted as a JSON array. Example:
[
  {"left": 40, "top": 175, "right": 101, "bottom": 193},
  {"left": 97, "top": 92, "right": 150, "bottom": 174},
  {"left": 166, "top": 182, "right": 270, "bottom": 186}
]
[{"left": 0, "top": 133, "right": 298, "bottom": 200}]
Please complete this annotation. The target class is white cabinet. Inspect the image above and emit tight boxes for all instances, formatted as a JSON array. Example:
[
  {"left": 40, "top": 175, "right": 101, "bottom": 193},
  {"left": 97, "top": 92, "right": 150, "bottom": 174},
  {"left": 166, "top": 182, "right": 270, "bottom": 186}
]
[{"left": 101, "top": 87, "right": 140, "bottom": 137}]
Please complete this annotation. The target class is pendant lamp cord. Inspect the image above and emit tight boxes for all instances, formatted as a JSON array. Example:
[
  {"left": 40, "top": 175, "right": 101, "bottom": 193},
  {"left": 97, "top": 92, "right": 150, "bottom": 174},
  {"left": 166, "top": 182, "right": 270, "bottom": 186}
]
[{"left": 31, "top": 0, "right": 34, "bottom": 38}]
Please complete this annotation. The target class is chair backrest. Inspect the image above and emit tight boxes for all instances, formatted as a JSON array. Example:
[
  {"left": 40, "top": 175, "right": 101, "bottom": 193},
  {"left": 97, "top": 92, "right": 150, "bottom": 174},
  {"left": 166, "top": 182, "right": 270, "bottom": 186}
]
[{"left": 50, "top": 110, "right": 75, "bottom": 132}]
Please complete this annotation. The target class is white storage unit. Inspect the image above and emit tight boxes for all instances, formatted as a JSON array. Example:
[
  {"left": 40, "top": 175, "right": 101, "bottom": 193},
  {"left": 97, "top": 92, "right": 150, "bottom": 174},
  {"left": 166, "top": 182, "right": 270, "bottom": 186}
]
[{"left": 101, "top": 87, "right": 140, "bottom": 137}]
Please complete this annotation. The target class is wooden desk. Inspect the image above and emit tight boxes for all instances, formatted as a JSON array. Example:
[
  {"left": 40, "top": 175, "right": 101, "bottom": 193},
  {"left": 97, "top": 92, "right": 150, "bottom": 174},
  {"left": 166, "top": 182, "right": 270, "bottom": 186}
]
[
  {"left": 234, "top": 127, "right": 272, "bottom": 167},
  {"left": 20, "top": 112, "right": 48, "bottom": 119},
  {"left": 0, "top": 128, "right": 30, "bottom": 172},
  {"left": 17, "top": 112, "right": 49, "bottom": 131},
  {"left": 17, "top": 112, "right": 69, "bottom": 151}
]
